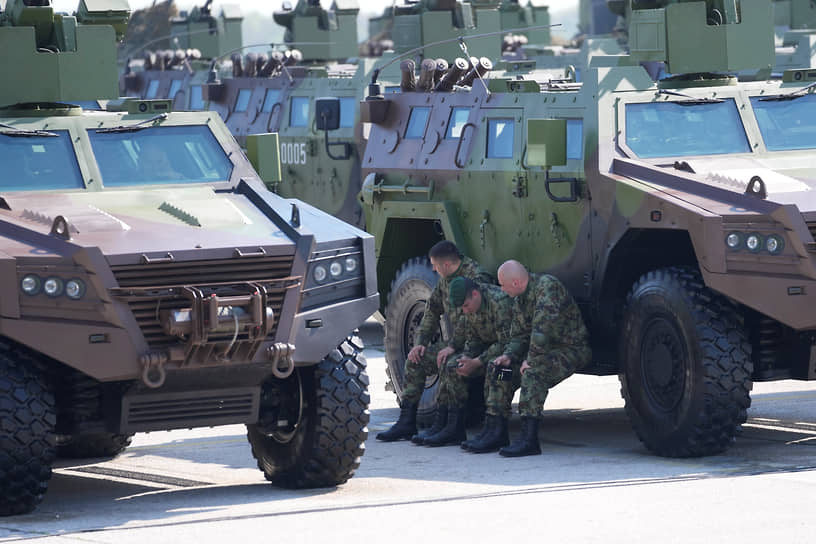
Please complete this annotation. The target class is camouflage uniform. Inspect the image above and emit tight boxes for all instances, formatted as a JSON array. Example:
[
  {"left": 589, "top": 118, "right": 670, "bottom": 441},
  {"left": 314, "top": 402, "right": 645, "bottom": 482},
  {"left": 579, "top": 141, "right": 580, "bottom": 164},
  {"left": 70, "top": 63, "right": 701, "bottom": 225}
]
[
  {"left": 438, "top": 284, "right": 514, "bottom": 408},
  {"left": 503, "top": 273, "right": 591, "bottom": 418},
  {"left": 401, "top": 256, "right": 492, "bottom": 404}
]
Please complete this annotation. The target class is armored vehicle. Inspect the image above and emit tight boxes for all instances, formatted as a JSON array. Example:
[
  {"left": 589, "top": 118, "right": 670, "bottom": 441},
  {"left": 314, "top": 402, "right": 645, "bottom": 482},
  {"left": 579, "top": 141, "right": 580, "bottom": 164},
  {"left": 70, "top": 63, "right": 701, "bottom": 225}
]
[
  {"left": 349, "top": 0, "right": 816, "bottom": 457},
  {"left": 0, "top": 0, "right": 377, "bottom": 516},
  {"left": 120, "top": 0, "right": 555, "bottom": 228}
]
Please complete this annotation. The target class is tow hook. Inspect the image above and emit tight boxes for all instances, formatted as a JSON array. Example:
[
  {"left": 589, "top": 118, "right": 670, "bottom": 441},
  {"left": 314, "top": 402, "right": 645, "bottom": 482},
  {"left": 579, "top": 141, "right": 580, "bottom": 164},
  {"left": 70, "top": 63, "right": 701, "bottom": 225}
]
[
  {"left": 139, "top": 351, "right": 168, "bottom": 388},
  {"left": 268, "top": 342, "right": 296, "bottom": 378}
]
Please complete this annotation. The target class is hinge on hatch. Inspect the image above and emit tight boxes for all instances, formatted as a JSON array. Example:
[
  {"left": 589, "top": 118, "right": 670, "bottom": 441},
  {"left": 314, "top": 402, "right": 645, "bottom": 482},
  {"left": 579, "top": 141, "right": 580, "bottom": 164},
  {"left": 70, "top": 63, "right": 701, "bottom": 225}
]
[{"left": 511, "top": 173, "right": 528, "bottom": 198}]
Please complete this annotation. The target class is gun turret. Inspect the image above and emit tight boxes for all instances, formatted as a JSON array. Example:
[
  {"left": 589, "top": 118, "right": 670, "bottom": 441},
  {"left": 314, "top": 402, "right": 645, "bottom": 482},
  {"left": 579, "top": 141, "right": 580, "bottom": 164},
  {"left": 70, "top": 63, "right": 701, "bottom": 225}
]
[
  {"left": 626, "top": 0, "right": 775, "bottom": 74},
  {"left": 272, "top": 0, "right": 359, "bottom": 61},
  {"left": 0, "top": 0, "right": 130, "bottom": 107},
  {"left": 169, "top": 1, "right": 241, "bottom": 60}
]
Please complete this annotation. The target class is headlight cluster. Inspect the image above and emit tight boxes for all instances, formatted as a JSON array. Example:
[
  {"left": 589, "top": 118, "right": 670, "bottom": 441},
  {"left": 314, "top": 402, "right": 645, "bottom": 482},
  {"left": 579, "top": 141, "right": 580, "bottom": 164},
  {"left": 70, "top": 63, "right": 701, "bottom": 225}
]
[
  {"left": 20, "top": 274, "right": 86, "bottom": 299},
  {"left": 725, "top": 232, "right": 785, "bottom": 255},
  {"left": 311, "top": 255, "right": 360, "bottom": 285}
]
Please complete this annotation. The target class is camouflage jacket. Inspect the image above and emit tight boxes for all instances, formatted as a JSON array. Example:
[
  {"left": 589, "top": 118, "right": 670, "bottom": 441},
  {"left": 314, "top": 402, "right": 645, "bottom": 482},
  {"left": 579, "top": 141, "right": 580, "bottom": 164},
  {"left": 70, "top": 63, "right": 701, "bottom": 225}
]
[
  {"left": 504, "top": 273, "right": 590, "bottom": 364},
  {"left": 416, "top": 256, "right": 492, "bottom": 348},
  {"left": 450, "top": 283, "right": 513, "bottom": 363}
]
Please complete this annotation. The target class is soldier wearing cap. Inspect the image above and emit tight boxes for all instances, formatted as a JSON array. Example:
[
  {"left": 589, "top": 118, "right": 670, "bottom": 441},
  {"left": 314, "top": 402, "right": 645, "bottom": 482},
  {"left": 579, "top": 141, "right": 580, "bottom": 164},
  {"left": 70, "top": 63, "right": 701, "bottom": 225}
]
[
  {"left": 437, "top": 276, "right": 518, "bottom": 452},
  {"left": 493, "top": 260, "right": 591, "bottom": 457},
  {"left": 376, "top": 240, "right": 492, "bottom": 443}
]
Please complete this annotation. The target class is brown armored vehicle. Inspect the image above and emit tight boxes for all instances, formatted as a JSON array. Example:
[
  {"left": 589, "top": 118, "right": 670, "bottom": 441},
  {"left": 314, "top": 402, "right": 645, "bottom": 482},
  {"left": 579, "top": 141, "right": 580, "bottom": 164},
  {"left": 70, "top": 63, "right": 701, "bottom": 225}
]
[{"left": 0, "top": 0, "right": 377, "bottom": 516}]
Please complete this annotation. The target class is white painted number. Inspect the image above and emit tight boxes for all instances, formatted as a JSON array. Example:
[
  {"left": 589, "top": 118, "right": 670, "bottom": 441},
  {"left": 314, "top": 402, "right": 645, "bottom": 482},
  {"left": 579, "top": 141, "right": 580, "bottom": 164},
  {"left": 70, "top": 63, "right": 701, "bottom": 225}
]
[{"left": 280, "top": 142, "right": 307, "bottom": 165}]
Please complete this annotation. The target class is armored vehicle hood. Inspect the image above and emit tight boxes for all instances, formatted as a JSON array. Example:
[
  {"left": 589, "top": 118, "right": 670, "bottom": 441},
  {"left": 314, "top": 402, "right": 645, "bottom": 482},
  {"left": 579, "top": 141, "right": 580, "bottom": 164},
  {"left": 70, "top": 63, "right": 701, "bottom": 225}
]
[{"left": 0, "top": 185, "right": 303, "bottom": 259}]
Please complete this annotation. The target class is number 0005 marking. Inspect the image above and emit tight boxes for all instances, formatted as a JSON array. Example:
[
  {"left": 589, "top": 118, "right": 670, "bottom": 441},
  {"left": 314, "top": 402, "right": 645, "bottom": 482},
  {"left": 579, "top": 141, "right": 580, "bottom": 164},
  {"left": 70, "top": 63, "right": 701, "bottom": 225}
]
[{"left": 280, "top": 142, "right": 307, "bottom": 165}]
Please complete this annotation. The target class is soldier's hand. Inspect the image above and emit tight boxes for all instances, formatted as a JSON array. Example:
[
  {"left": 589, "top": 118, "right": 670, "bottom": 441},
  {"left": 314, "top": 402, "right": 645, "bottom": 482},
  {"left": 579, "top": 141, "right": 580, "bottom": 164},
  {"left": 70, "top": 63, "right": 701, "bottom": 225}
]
[
  {"left": 407, "top": 344, "right": 426, "bottom": 364},
  {"left": 494, "top": 355, "right": 511, "bottom": 367},
  {"left": 520, "top": 360, "right": 530, "bottom": 375},
  {"left": 456, "top": 357, "right": 482, "bottom": 377},
  {"left": 436, "top": 346, "right": 455, "bottom": 368}
]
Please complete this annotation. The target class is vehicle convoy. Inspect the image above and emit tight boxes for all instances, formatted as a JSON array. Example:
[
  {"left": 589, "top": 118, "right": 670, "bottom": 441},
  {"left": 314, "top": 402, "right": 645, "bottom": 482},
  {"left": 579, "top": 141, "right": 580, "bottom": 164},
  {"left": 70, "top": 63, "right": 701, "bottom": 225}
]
[
  {"left": 343, "top": 0, "right": 816, "bottom": 457},
  {"left": 0, "top": 0, "right": 377, "bottom": 516},
  {"left": 120, "top": 0, "right": 554, "bottom": 228}
]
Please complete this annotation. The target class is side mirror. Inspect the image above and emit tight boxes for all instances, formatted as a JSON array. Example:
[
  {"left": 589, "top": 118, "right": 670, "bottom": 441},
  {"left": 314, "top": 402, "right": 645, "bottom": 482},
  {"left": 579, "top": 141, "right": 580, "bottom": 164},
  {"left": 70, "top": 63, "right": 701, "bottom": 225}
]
[
  {"left": 246, "top": 133, "right": 281, "bottom": 187},
  {"left": 314, "top": 97, "right": 351, "bottom": 160},
  {"left": 315, "top": 97, "right": 341, "bottom": 131},
  {"left": 527, "top": 118, "right": 566, "bottom": 168}
]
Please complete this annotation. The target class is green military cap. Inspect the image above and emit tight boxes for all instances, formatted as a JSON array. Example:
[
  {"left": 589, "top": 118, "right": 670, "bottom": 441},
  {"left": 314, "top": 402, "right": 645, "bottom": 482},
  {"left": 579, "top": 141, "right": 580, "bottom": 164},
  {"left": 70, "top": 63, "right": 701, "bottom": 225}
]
[{"left": 449, "top": 276, "right": 467, "bottom": 308}]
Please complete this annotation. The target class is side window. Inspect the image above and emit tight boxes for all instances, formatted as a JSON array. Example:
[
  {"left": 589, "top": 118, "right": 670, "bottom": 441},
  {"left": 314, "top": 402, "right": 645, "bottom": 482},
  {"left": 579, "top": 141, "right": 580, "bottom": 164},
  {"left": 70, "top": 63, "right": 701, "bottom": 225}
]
[
  {"left": 168, "top": 80, "right": 183, "bottom": 100},
  {"left": 446, "top": 107, "right": 470, "bottom": 139},
  {"left": 262, "top": 89, "right": 281, "bottom": 113},
  {"left": 405, "top": 106, "right": 431, "bottom": 139},
  {"left": 486, "top": 118, "right": 514, "bottom": 158},
  {"left": 339, "top": 97, "right": 355, "bottom": 128},
  {"left": 385, "top": 86, "right": 401, "bottom": 94},
  {"left": 289, "top": 96, "right": 309, "bottom": 127},
  {"left": 566, "top": 119, "right": 583, "bottom": 160},
  {"left": 189, "top": 85, "right": 204, "bottom": 110},
  {"left": 234, "top": 89, "right": 252, "bottom": 113},
  {"left": 145, "top": 80, "right": 159, "bottom": 100}
]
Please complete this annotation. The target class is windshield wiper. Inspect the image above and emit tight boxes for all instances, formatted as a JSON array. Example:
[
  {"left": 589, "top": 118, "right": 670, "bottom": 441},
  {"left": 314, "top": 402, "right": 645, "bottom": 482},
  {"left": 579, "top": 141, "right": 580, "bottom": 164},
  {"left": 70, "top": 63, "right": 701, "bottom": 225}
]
[
  {"left": 657, "top": 89, "right": 724, "bottom": 105},
  {"left": 758, "top": 81, "right": 816, "bottom": 102},
  {"left": 95, "top": 113, "right": 168, "bottom": 134},
  {"left": 0, "top": 122, "right": 58, "bottom": 137}
]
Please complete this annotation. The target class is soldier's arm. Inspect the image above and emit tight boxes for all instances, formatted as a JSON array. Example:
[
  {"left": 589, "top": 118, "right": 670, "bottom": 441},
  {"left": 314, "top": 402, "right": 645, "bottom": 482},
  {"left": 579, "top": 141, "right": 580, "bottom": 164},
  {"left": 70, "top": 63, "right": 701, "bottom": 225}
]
[
  {"left": 448, "top": 312, "right": 469, "bottom": 352},
  {"left": 502, "top": 301, "right": 529, "bottom": 363},
  {"left": 526, "top": 277, "right": 570, "bottom": 366},
  {"left": 415, "top": 282, "right": 445, "bottom": 346}
]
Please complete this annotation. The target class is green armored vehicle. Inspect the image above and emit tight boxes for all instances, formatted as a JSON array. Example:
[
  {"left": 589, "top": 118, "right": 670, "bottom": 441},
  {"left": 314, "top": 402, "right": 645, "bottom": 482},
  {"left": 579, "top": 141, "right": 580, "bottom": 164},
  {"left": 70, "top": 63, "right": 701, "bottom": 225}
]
[
  {"left": 347, "top": 0, "right": 816, "bottom": 456},
  {"left": 0, "top": 0, "right": 377, "bottom": 516},
  {"left": 120, "top": 0, "right": 554, "bottom": 228}
]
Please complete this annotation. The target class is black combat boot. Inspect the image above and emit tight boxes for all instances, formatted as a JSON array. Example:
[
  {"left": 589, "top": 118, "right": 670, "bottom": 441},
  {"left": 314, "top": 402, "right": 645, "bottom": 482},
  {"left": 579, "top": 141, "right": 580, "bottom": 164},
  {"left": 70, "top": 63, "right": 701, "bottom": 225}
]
[
  {"left": 423, "top": 406, "right": 467, "bottom": 447},
  {"left": 376, "top": 401, "right": 418, "bottom": 442},
  {"left": 461, "top": 414, "right": 495, "bottom": 451},
  {"left": 469, "top": 415, "right": 509, "bottom": 454},
  {"left": 411, "top": 404, "right": 448, "bottom": 445},
  {"left": 499, "top": 416, "right": 541, "bottom": 457}
]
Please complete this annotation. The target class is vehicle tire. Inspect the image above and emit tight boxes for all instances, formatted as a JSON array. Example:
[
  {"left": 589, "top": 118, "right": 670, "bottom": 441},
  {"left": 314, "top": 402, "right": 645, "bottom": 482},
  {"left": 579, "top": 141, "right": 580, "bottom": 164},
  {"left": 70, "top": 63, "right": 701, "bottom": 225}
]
[
  {"left": 619, "top": 266, "right": 753, "bottom": 457},
  {"left": 0, "top": 345, "right": 56, "bottom": 516},
  {"left": 58, "top": 433, "right": 133, "bottom": 459},
  {"left": 383, "top": 257, "right": 443, "bottom": 427},
  {"left": 247, "top": 336, "right": 369, "bottom": 488}
]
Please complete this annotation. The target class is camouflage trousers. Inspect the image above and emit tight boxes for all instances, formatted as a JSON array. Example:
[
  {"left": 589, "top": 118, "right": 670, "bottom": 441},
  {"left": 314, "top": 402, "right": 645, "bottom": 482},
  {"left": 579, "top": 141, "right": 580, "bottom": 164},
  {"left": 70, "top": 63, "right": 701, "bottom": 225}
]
[
  {"left": 437, "top": 355, "right": 487, "bottom": 408},
  {"left": 402, "top": 342, "right": 457, "bottom": 405},
  {"left": 484, "top": 360, "right": 522, "bottom": 418},
  {"left": 518, "top": 346, "right": 592, "bottom": 418}
]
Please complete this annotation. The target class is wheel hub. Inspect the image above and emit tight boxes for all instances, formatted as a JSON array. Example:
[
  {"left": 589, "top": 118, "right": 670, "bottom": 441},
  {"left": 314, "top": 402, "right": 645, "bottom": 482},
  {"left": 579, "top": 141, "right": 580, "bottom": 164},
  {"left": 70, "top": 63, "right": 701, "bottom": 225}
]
[{"left": 641, "top": 317, "right": 686, "bottom": 412}]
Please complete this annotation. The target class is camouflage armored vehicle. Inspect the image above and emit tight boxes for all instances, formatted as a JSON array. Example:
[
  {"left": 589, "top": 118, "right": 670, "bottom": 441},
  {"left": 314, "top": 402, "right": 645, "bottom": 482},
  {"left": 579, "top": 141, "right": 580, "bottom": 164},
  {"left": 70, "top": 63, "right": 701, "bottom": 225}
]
[
  {"left": 0, "top": 0, "right": 377, "bottom": 516},
  {"left": 121, "top": 0, "right": 555, "bottom": 228},
  {"left": 344, "top": 0, "right": 816, "bottom": 457}
]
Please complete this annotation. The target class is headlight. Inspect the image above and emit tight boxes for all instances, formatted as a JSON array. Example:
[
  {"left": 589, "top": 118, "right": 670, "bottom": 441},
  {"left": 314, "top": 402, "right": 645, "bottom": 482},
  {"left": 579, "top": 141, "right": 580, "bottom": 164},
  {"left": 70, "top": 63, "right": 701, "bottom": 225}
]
[
  {"left": 766, "top": 235, "right": 784, "bottom": 255},
  {"left": 43, "top": 277, "right": 64, "bottom": 297},
  {"left": 65, "top": 279, "right": 86, "bottom": 300},
  {"left": 21, "top": 274, "right": 41, "bottom": 296},
  {"left": 745, "top": 233, "right": 762, "bottom": 253},
  {"left": 725, "top": 232, "right": 743, "bottom": 250},
  {"left": 345, "top": 256, "right": 358, "bottom": 273},
  {"left": 329, "top": 261, "right": 343, "bottom": 278},
  {"left": 313, "top": 264, "right": 327, "bottom": 283}
]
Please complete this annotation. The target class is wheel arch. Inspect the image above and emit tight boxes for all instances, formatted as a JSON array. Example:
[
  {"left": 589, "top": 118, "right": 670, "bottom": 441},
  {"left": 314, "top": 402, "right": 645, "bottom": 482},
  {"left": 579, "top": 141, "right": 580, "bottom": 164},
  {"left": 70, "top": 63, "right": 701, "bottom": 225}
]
[
  {"left": 374, "top": 201, "right": 465, "bottom": 311},
  {"left": 594, "top": 228, "right": 697, "bottom": 367}
]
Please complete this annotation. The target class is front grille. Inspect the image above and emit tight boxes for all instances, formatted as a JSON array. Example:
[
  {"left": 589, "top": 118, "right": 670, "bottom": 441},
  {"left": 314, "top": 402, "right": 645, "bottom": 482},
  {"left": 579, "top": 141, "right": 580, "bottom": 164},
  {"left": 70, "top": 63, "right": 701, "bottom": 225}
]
[
  {"left": 111, "top": 256, "right": 297, "bottom": 350},
  {"left": 121, "top": 387, "right": 259, "bottom": 432}
]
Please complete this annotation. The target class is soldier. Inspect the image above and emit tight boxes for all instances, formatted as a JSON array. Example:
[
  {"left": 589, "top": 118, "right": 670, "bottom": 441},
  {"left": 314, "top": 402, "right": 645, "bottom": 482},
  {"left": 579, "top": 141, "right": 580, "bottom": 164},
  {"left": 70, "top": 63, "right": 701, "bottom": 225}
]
[
  {"left": 436, "top": 277, "right": 516, "bottom": 452},
  {"left": 492, "top": 260, "right": 591, "bottom": 457},
  {"left": 376, "top": 240, "right": 492, "bottom": 442}
]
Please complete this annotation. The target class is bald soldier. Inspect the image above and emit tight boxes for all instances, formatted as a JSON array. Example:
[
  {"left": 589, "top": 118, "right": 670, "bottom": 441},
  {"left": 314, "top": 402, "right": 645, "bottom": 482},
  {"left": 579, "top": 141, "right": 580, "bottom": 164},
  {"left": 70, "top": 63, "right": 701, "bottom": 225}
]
[
  {"left": 376, "top": 240, "right": 492, "bottom": 442},
  {"left": 493, "top": 260, "right": 591, "bottom": 457}
]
